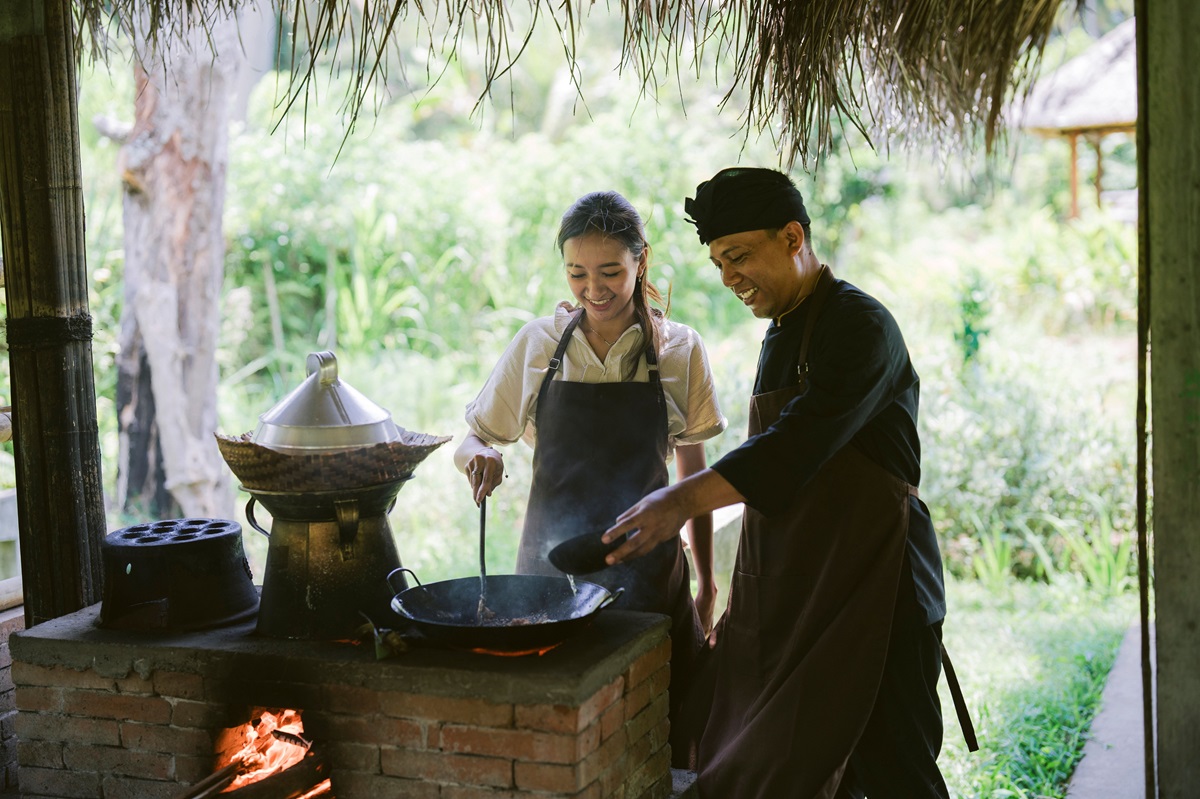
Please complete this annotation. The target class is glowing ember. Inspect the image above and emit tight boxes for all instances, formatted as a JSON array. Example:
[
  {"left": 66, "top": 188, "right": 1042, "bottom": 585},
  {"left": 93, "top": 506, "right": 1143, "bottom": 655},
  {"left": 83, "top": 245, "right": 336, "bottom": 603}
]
[
  {"left": 297, "top": 779, "right": 333, "bottom": 798},
  {"left": 469, "top": 643, "right": 561, "bottom": 657}
]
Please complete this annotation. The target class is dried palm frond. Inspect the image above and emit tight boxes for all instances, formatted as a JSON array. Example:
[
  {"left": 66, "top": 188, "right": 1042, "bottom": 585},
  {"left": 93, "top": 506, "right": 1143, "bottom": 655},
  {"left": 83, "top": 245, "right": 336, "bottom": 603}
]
[{"left": 72, "top": 0, "right": 1082, "bottom": 165}]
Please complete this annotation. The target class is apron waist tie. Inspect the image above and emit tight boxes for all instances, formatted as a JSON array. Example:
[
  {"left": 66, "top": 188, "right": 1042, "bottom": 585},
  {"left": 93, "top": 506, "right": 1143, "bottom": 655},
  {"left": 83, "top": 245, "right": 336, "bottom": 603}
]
[{"left": 940, "top": 642, "right": 979, "bottom": 751}]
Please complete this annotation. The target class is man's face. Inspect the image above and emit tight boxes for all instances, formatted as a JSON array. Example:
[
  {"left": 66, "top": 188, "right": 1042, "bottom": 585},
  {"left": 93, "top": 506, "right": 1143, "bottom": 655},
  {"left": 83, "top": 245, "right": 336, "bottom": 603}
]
[{"left": 708, "top": 225, "right": 806, "bottom": 319}]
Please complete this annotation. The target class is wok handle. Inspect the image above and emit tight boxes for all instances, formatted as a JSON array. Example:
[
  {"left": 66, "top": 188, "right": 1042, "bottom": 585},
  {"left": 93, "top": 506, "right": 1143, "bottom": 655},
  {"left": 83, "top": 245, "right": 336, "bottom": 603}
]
[
  {"left": 245, "top": 497, "right": 269, "bottom": 537},
  {"left": 597, "top": 587, "right": 624, "bottom": 610},
  {"left": 386, "top": 567, "right": 421, "bottom": 594}
]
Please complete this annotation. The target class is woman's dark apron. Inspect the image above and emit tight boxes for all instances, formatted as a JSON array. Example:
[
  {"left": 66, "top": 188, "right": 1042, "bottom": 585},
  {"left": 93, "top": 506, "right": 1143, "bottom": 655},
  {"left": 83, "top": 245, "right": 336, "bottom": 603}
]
[
  {"left": 519, "top": 310, "right": 704, "bottom": 762},
  {"left": 693, "top": 268, "right": 913, "bottom": 798}
]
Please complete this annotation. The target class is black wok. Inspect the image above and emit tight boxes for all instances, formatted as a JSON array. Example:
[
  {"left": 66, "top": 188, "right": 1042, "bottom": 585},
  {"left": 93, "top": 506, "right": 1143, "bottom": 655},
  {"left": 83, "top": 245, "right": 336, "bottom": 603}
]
[{"left": 386, "top": 568, "right": 623, "bottom": 652}]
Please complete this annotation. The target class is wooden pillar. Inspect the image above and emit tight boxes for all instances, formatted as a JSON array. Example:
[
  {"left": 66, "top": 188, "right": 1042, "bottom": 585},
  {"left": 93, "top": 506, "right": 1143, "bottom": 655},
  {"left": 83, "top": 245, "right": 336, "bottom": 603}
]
[
  {"left": 0, "top": 0, "right": 106, "bottom": 625},
  {"left": 1068, "top": 132, "right": 1080, "bottom": 218},
  {"left": 1142, "top": 0, "right": 1200, "bottom": 794},
  {"left": 1093, "top": 136, "right": 1104, "bottom": 208}
]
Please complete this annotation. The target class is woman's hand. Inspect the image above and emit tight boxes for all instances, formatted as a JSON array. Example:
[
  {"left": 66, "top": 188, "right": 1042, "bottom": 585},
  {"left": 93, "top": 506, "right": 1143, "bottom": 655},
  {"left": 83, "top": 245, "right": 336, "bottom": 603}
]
[
  {"left": 454, "top": 433, "right": 506, "bottom": 506},
  {"left": 694, "top": 575, "right": 718, "bottom": 637},
  {"left": 466, "top": 446, "right": 504, "bottom": 505}
]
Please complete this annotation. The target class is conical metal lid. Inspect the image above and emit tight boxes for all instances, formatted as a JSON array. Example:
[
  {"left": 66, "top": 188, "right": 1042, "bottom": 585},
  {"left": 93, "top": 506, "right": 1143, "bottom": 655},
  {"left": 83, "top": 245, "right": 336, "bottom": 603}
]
[{"left": 252, "top": 351, "right": 400, "bottom": 453}]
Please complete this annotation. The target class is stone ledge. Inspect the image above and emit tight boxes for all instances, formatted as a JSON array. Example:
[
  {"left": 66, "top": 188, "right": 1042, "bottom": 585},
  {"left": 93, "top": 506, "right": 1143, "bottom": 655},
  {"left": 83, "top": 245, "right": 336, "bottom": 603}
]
[{"left": 11, "top": 605, "right": 670, "bottom": 707}]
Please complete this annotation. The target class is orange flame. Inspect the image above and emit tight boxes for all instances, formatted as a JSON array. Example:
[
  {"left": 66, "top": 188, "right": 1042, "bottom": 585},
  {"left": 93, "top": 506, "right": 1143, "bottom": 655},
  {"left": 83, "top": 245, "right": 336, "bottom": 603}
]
[
  {"left": 469, "top": 642, "right": 561, "bottom": 657},
  {"left": 216, "top": 709, "right": 331, "bottom": 795}
]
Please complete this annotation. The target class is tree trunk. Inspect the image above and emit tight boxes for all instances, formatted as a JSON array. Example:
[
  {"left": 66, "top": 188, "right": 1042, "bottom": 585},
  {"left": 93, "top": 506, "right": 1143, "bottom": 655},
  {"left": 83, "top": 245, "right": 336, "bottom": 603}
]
[
  {"left": 116, "top": 5, "right": 246, "bottom": 519},
  {"left": 0, "top": 0, "right": 106, "bottom": 625}
]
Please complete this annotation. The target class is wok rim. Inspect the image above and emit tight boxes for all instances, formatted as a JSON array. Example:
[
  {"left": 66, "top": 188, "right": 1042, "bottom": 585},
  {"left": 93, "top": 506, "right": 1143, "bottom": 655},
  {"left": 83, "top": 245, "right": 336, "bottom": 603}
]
[{"left": 390, "top": 574, "right": 616, "bottom": 629}]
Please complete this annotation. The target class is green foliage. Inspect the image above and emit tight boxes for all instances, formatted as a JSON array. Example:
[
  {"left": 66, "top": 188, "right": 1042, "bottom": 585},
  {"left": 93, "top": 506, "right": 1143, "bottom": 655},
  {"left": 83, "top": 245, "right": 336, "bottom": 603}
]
[
  {"left": 1055, "top": 495, "right": 1137, "bottom": 597},
  {"left": 954, "top": 269, "right": 991, "bottom": 366},
  {"left": 920, "top": 336, "right": 1138, "bottom": 591},
  {"left": 968, "top": 513, "right": 1016, "bottom": 592}
]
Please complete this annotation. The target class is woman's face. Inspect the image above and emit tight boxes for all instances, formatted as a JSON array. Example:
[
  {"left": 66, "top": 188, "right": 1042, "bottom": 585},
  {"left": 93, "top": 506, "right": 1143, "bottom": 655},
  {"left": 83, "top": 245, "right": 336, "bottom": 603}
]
[{"left": 563, "top": 233, "right": 644, "bottom": 329}]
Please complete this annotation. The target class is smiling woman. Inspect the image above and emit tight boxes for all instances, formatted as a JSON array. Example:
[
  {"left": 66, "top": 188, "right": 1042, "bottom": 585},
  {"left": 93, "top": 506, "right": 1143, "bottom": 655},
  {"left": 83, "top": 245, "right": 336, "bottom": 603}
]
[
  {"left": 563, "top": 230, "right": 644, "bottom": 362},
  {"left": 451, "top": 189, "right": 728, "bottom": 768}
]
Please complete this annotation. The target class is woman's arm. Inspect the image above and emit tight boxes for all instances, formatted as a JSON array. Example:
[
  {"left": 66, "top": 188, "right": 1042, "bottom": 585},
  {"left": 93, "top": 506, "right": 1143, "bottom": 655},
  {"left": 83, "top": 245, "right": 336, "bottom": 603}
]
[
  {"left": 675, "top": 442, "right": 718, "bottom": 634},
  {"left": 454, "top": 432, "right": 505, "bottom": 506}
]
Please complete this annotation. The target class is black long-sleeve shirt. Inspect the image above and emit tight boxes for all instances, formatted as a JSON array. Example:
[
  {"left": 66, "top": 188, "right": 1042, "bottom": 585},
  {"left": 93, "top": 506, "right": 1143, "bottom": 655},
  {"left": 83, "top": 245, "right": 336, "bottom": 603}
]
[{"left": 712, "top": 277, "right": 946, "bottom": 626}]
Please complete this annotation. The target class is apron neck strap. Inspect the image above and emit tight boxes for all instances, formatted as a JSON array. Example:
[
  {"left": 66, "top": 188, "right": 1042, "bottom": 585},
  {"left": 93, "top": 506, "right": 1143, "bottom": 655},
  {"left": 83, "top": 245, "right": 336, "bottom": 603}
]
[
  {"left": 796, "top": 264, "right": 835, "bottom": 390},
  {"left": 537, "top": 308, "right": 664, "bottom": 409},
  {"left": 538, "top": 309, "right": 585, "bottom": 408}
]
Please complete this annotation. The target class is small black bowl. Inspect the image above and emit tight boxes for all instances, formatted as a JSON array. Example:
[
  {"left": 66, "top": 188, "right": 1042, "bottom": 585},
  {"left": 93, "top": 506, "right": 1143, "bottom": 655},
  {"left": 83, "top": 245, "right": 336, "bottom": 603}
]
[{"left": 547, "top": 530, "right": 627, "bottom": 575}]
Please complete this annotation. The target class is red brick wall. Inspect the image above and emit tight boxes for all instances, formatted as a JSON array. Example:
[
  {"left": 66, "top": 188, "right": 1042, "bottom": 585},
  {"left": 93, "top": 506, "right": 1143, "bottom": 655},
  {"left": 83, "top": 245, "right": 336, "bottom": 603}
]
[
  {"left": 311, "top": 637, "right": 673, "bottom": 798},
  {"left": 9, "top": 610, "right": 673, "bottom": 799},
  {"left": 13, "top": 660, "right": 221, "bottom": 798}
]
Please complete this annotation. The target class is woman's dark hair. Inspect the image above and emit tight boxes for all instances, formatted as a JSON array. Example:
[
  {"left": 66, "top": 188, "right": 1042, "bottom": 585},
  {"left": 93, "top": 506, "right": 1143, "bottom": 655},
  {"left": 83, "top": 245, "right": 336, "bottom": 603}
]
[{"left": 556, "top": 191, "right": 668, "bottom": 372}]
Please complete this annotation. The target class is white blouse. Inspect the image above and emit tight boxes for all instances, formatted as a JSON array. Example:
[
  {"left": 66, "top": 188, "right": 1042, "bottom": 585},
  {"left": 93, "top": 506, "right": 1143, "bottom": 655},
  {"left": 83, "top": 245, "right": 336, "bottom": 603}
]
[{"left": 465, "top": 302, "right": 727, "bottom": 455}]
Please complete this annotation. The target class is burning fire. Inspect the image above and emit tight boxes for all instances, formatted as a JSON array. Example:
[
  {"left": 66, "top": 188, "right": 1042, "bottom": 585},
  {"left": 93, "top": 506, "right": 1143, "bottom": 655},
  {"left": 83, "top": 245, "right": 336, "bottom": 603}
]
[
  {"left": 469, "top": 642, "right": 562, "bottom": 657},
  {"left": 209, "top": 708, "right": 332, "bottom": 796}
]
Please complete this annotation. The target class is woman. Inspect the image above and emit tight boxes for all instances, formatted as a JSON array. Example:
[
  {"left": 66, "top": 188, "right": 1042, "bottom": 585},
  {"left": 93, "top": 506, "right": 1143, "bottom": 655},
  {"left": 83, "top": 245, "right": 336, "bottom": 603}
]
[{"left": 455, "top": 191, "right": 726, "bottom": 757}]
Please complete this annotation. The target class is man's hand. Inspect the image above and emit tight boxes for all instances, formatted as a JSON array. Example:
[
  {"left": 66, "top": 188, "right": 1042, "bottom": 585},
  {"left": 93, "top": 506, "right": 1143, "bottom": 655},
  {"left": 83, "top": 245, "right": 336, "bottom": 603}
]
[
  {"left": 603, "top": 484, "right": 691, "bottom": 565},
  {"left": 604, "top": 468, "right": 746, "bottom": 567}
]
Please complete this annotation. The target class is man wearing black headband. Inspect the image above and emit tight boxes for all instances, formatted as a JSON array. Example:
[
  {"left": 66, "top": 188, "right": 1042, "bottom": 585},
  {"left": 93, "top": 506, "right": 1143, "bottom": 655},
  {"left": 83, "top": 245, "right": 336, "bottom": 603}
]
[{"left": 605, "top": 167, "right": 967, "bottom": 797}]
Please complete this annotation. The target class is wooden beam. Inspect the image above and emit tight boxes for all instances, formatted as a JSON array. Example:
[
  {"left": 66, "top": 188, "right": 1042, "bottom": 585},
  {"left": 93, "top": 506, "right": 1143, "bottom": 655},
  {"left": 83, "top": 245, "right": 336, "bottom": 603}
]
[{"left": 0, "top": 0, "right": 106, "bottom": 625}]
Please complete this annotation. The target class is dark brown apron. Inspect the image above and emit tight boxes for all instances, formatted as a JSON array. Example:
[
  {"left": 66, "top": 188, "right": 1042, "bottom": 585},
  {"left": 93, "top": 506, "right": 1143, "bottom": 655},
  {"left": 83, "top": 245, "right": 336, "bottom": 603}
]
[
  {"left": 519, "top": 309, "right": 704, "bottom": 762},
  {"left": 694, "top": 267, "right": 913, "bottom": 798}
]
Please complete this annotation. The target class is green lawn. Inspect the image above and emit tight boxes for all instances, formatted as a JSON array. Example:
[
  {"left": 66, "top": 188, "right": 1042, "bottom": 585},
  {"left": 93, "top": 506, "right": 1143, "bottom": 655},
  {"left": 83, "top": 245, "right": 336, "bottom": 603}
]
[{"left": 940, "top": 577, "right": 1138, "bottom": 798}]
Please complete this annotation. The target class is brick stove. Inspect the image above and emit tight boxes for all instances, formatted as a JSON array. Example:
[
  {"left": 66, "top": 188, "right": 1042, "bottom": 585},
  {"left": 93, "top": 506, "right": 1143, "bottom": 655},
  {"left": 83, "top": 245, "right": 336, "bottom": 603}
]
[{"left": 8, "top": 605, "right": 674, "bottom": 799}]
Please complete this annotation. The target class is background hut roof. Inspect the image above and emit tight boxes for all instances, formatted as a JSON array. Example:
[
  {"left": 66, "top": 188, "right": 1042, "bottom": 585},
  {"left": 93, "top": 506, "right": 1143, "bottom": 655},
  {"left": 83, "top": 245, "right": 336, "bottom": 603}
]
[
  {"left": 75, "top": 0, "right": 1079, "bottom": 165},
  {"left": 1017, "top": 17, "right": 1136, "bottom": 136}
]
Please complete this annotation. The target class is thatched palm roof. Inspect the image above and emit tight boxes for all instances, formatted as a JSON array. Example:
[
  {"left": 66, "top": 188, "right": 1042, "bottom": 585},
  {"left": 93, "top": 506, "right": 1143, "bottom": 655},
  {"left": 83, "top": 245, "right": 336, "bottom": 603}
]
[
  {"left": 74, "top": 0, "right": 1079, "bottom": 165},
  {"left": 1018, "top": 16, "right": 1136, "bottom": 136}
]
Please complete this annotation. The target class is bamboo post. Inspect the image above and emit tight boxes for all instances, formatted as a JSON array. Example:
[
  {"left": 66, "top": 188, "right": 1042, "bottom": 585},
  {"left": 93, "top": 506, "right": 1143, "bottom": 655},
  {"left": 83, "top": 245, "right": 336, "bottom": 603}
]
[
  {"left": 1143, "top": 0, "right": 1200, "bottom": 793},
  {"left": 0, "top": 0, "right": 107, "bottom": 625}
]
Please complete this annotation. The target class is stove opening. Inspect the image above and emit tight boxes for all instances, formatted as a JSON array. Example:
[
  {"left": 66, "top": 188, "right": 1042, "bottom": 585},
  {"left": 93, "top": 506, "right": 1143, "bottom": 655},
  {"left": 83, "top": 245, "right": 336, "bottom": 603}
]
[{"left": 192, "top": 707, "right": 332, "bottom": 798}]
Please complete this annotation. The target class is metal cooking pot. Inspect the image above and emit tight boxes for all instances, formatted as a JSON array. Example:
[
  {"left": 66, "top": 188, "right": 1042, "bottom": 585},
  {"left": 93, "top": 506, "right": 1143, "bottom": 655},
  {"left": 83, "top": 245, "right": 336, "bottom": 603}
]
[
  {"left": 252, "top": 351, "right": 401, "bottom": 453},
  {"left": 386, "top": 568, "right": 623, "bottom": 652}
]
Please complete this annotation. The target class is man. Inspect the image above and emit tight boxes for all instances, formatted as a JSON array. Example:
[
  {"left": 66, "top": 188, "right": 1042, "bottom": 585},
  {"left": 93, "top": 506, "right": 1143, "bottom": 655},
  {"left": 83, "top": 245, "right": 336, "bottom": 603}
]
[{"left": 604, "top": 167, "right": 963, "bottom": 798}]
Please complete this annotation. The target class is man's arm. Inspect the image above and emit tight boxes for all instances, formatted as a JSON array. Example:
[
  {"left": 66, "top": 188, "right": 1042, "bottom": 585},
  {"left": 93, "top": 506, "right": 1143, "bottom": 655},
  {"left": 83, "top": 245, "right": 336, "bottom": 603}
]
[{"left": 603, "top": 468, "right": 745, "bottom": 565}]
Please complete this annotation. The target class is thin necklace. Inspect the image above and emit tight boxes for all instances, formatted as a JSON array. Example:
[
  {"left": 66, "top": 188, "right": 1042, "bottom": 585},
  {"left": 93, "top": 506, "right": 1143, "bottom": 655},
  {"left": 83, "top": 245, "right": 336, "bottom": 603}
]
[
  {"left": 776, "top": 264, "right": 827, "bottom": 323},
  {"left": 586, "top": 323, "right": 617, "bottom": 347}
]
